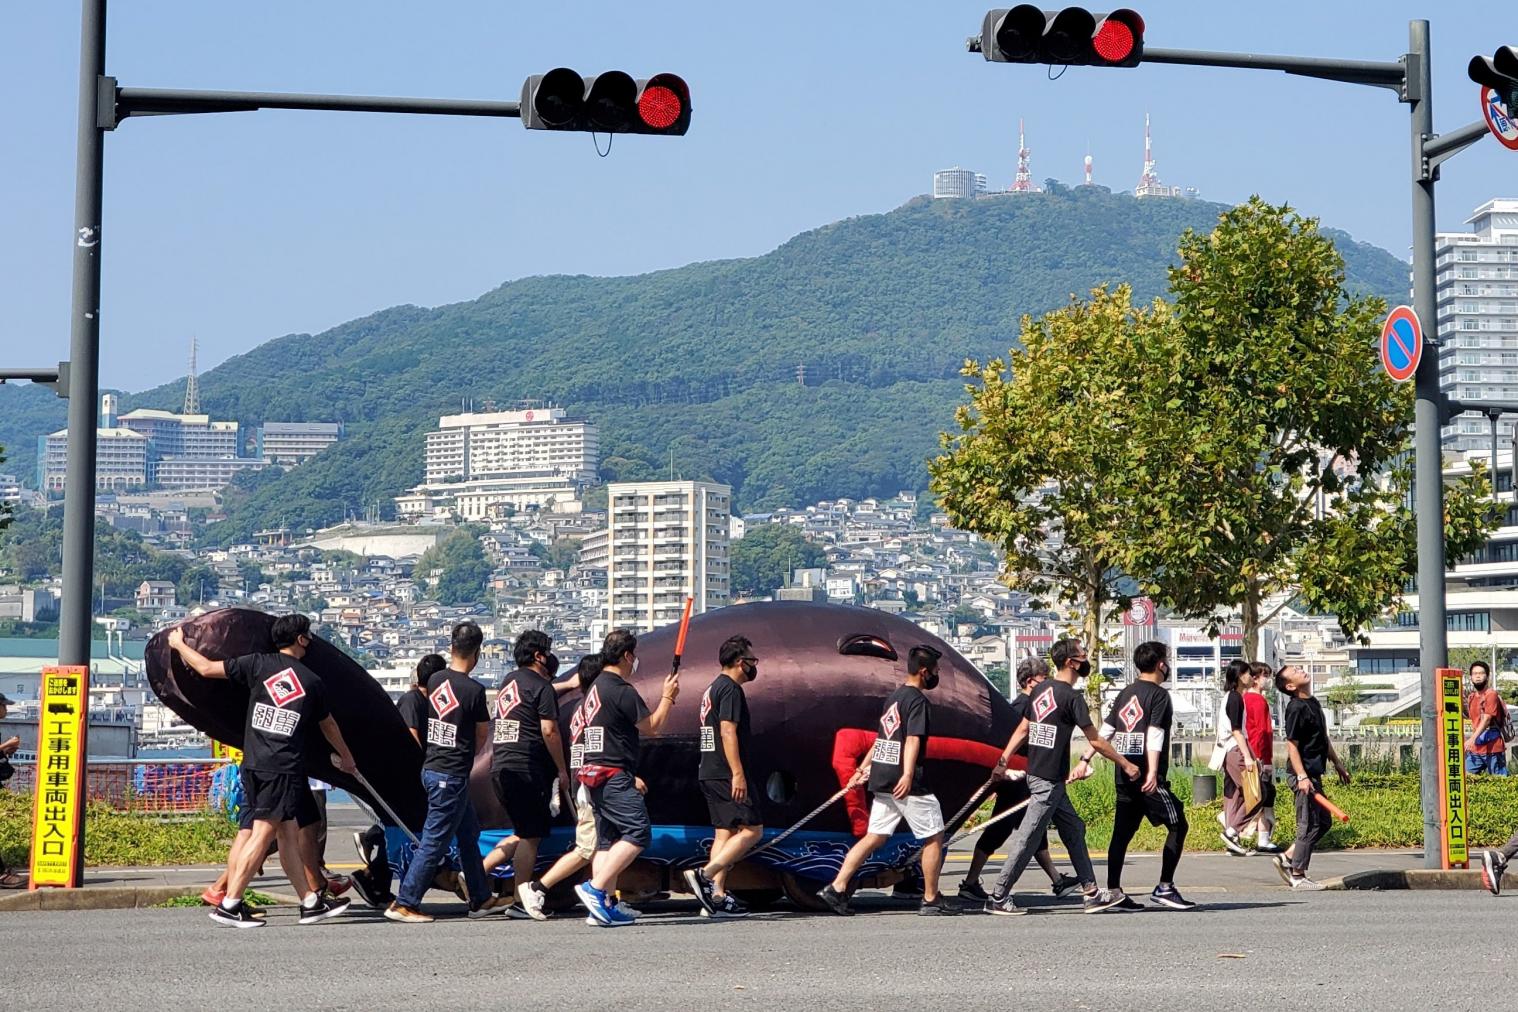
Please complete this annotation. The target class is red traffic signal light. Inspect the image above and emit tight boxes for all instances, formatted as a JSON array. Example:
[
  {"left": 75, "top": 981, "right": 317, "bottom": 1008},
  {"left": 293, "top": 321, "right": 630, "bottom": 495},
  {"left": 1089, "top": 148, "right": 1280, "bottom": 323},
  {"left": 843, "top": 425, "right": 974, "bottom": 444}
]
[
  {"left": 978, "top": 7, "right": 1144, "bottom": 68},
  {"left": 521, "top": 69, "right": 691, "bottom": 135}
]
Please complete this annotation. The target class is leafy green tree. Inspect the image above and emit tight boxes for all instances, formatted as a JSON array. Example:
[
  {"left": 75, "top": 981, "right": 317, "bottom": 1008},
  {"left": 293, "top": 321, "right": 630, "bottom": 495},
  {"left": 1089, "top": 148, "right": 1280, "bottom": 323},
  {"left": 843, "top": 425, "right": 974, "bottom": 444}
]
[
  {"left": 931, "top": 285, "right": 1165, "bottom": 655},
  {"left": 416, "top": 529, "right": 491, "bottom": 606},
  {"left": 1121, "top": 199, "right": 1497, "bottom": 659},
  {"left": 1322, "top": 671, "right": 1365, "bottom": 724},
  {"left": 178, "top": 564, "right": 218, "bottom": 606},
  {"left": 731, "top": 524, "right": 825, "bottom": 597}
]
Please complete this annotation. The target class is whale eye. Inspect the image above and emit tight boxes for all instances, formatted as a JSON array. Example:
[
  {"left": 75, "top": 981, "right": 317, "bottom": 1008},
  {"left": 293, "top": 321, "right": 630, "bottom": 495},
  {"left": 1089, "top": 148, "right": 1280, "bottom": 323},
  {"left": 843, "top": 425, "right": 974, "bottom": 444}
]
[{"left": 837, "top": 634, "right": 897, "bottom": 661}]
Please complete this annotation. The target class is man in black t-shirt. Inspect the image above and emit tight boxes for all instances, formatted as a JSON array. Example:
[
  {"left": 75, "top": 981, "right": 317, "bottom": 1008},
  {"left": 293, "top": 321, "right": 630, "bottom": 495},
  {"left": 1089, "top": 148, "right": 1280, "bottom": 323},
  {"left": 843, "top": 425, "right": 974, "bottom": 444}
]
[
  {"left": 987, "top": 638, "right": 1138, "bottom": 915},
  {"left": 684, "top": 635, "right": 764, "bottom": 919},
  {"left": 573, "top": 628, "right": 680, "bottom": 928},
  {"left": 1090, "top": 641, "right": 1193, "bottom": 910},
  {"left": 388, "top": 622, "right": 496, "bottom": 923},
  {"left": 397, "top": 653, "right": 444, "bottom": 744},
  {"left": 819, "top": 645, "right": 959, "bottom": 917},
  {"left": 169, "top": 614, "right": 357, "bottom": 928},
  {"left": 481, "top": 629, "right": 572, "bottom": 919},
  {"left": 959, "top": 657, "right": 1078, "bottom": 902},
  {"left": 1272, "top": 665, "right": 1349, "bottom": 891}
]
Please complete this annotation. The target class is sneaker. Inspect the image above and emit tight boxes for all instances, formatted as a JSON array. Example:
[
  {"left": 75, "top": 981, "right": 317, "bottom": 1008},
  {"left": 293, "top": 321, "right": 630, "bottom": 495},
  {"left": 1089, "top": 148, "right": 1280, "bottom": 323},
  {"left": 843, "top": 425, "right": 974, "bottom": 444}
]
[
  {"left": 1150, "top": 885, "right": 1197, "bottom": 910},
  {"left": 575, "top": 881, "right": 614, "bottom": 925},
  {"left": 892, "top": 880, "right": 924, "bottom": 900},
  {"left": 1116, "top": 895, "right": 1145, "bottom": 911},
  {"left": 467, "top": 899, "right": 508, "bottom": 919},
  {"left": 1272, "top": 855, "right": 1295, "bottom": 888},
  {"left": 519, "top": 881, "right": 549, "bottom": 921},
  {"left": 349, "top": 869, "right": 386, "bottom": 909},
  {"left": 613, "top": 901, "right": 642, "bottom": 919},
  {"left": 818, "top": 884, "right": 854, "bottom": 917},
  {"left": 986, "top": 892, "right": 1024, "bottom": 916},
  {"left": 918, "top": 895, "right": 961, "bottom": 916},
  {"left": 711, "top": 893, "right": 751, "bottom": 919},
  {"left": 498, "top": 903, "right": 532, "bottom": 919},
  {"left": 1084, "top": 889, "right": 1126, "bottom": 913},
  {"left": 353, "top": 829, "right": 373, "bottom": 866},
  {"left": 1254, "top": 840, "right": 1284, "bottom": 855},
  {"left": 1481, "top": 850, "right": 1505, "bottom": 896},
  {"left": 683, "top": 868, "right": 719, "bottom": 915},
  {"left": 601, "top": 903, "right": 637, "bottom": 927},
  {"left": 1289, "top": 875, "right": 1325, "bottom": 891},
  {"left": 383, "top": 903, "right": 434, "bottom": 924},
  {"left": 208, "top": 903, "right": 266, "bottom": 929},
  {"left": 1050, "top": 873, "right": 1081, "bottom": 897},
  {"left": 324, "top": 875, "right": 352, "bottom": 898},
  {"left": 958, "top": 879, "right": 989, "bottom": 902},
  {"left": 584, "top": 915, "right": 602, "bottom": 927},
  {"left": 298, "top": 895, "right": 351, "bottom": 925},
  {"left": 200, "top": 886, "right": 225, "bottom": 907},
  {"left": 1220, "top": 829, "right": 1253, "bottom": 857}
]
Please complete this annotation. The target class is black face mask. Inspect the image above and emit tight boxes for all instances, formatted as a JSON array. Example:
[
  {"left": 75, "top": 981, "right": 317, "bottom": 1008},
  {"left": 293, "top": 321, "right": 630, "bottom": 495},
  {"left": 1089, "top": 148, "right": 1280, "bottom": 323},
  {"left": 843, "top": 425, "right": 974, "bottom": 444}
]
[
  {"left": 1076, "top": 659, "right": 1092, "bottom": 678},
  {"left": 741, "top": 659, "right": 758, "bottom": 683},
  {"left": 542, "top": 653, "right": 560, "bottom": 679},
  {"left": 1159, "top": 662, "right": 1171, "bottom": 682},
  {"left": 921, "top": 668, "right": 940, "bottom": 690}
]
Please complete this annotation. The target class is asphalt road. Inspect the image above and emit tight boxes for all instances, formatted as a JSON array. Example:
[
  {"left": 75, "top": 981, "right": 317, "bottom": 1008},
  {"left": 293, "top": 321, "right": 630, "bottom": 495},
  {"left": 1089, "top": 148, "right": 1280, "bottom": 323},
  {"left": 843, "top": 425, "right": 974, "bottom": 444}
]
[{"left": 5, "top": 890, "right": 1510, "bottom": 1010}]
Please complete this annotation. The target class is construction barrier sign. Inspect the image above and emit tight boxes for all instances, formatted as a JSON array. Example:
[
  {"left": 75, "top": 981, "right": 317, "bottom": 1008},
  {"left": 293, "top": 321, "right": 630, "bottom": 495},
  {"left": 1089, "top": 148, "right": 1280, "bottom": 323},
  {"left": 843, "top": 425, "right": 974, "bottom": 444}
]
[
  {"left": 1436, "top": 668, "right": 1469, "bottom": 869},
  {"left": 211, "top": 739, "right": 243, "bottom": 764},
  {"left": 30, "top": 666, "right": 89, "bottom": 888}
]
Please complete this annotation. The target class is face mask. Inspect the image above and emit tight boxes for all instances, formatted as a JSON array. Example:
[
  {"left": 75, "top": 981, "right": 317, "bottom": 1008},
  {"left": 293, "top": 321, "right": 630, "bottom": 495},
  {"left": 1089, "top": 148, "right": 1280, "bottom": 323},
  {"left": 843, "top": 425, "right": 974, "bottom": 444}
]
[
  {"left": 630, "top": 656, "right": 640, "bottom": 677},
  {"left": 1076, "top": 659, "right": 1091, "bottom": 678},
  {"left": 543, "top": 653, "right": 561, "bottom": 679},
  {"left": 741, "top": 660, "right": 758, "bottom": 683},
  {"left": 1159, "top": 662, "right": 1171, "bottom": 682},
  {"left": 921, "top": 668, "right": 940, "bottom": 690}
]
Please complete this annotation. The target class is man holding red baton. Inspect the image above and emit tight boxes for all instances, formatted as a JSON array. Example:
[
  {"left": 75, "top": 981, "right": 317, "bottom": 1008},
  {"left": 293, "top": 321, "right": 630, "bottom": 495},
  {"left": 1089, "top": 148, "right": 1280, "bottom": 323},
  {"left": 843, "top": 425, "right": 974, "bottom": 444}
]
[{"left": 1271, "top": 665, "right": 1349, "bottom": 891}]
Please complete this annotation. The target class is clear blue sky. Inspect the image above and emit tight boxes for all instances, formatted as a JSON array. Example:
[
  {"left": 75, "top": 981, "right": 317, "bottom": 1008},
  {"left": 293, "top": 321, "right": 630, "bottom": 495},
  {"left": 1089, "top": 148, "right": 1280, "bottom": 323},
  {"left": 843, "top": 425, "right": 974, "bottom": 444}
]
[{"left": 2, "top": 2, "right": 1512, "bottom": 391}]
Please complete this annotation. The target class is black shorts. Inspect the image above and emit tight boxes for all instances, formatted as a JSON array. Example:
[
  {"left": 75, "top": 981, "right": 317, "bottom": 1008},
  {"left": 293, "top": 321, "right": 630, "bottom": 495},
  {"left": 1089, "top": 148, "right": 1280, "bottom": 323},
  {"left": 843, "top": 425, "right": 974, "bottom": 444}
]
[
  {"left": 588, "top": 770, "right": 652, "bottom": 850},
  {"left": 700, "top": 778, "right": 764, "bottom": 830},
  {"left": 1116, "top": 783, "right": 1187, "bottom": 828},
  {"left": 977, "top": 779, "right": 1046, "bottom": 854},
  {"left": 493, "top": 767, "right": 556, "bottom": 840},
  {"left": 240, "top": 768, "right": 308, "bottom": 824}
]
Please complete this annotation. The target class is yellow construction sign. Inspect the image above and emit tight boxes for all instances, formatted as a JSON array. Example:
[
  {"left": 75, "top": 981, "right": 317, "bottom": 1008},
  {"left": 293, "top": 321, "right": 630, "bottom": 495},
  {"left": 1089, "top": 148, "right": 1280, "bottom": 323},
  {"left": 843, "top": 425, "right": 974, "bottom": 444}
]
[{"left": 30, "top": 666, "right": 89, "bottom": 888}]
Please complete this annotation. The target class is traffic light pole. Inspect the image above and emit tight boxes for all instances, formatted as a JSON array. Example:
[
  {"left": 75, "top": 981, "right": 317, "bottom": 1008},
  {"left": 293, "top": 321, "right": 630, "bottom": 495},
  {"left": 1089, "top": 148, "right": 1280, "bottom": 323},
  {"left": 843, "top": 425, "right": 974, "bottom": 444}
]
[
  {"left": 1107, "top": 21, "right": 1490, "bottom": 868},
  {"left": 57, "top": 0, "right": 520, "bottom": 674}
]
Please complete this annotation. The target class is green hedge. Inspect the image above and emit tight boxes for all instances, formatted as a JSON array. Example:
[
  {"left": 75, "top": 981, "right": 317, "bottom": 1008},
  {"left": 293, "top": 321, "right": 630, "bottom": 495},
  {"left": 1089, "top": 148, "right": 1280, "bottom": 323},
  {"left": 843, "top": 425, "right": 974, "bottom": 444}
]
[{"left": 0, "top": 790, "right": 236, "bottom": 869}]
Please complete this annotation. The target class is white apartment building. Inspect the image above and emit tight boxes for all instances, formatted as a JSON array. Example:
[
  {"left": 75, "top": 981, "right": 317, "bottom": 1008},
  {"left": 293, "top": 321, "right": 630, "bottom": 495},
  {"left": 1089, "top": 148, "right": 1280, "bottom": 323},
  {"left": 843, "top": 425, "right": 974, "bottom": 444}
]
[
  {"left": 257, "top": 422, "right": 343, "bottom": 466},
  {"left": 0, "top": 474, "right": 21, "bottom": 504},
  {"left": 932, "top": 167, "right": 988, "bottom": 199},
  {"left": 605, "top": 480, "right": 731, "bottom": 632},
  {"left": 42, "top": 421, "right": 148, "bottom": 493},
  {"left": 154, "top": 455, "right": 267, "bottom": 490},
  {"left": 1438, "top": 198, "right": 1518, "bottom": 451},
  {"left": 117, "top": 407, "right": 240, "bottom": 458}
]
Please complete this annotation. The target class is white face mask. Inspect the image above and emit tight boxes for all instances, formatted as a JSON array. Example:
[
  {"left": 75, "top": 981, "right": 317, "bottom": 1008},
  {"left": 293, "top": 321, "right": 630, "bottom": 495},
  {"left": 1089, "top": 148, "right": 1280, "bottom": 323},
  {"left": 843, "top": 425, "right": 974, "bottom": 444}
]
[{"left": 630, "top": 656, "right": 640, "bottom": 677}]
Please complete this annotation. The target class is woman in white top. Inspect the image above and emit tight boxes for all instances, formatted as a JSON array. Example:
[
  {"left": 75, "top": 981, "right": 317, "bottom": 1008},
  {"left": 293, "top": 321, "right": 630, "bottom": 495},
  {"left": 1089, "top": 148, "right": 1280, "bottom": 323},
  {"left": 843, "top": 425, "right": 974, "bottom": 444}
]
[{"left": 1216, "top": 658, "right": 1261, "bottom": 855}]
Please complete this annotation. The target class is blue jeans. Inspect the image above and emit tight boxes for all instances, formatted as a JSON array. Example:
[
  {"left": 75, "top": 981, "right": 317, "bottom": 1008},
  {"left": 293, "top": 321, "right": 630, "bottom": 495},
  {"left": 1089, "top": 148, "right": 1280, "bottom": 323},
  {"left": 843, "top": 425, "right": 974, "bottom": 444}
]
[
  {"left": 1466, "top": 751, "right": 1509, "bottom": 776},
  {"left": 396, "top": 769, "right": 490, "bottom": 909}
]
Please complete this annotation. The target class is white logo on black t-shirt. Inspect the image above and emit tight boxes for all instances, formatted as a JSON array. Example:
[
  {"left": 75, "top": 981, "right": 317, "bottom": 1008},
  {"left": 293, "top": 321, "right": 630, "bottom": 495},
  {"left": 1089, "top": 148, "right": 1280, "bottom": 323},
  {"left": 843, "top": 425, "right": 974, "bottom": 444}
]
[
  {"left": 1028, "top": 723, "right": 1057, "bottom": 749},
  {"left": 427, "top": 717, "right": 457, "bottom": 747},
  {"left": 493, "top": 719, "right": 520, "bottom": 744},
  {"left": 263, "top": 667, "right": 305, "bottom": 707},
  {"left": 700, "top": 725, "right": 716, "bottom": 752},
  {"left": 251, "top": 702, "right": 300, "bottom": 738},
  {"left": 429, "top": 681, "right": 459, "bottom": 718}
]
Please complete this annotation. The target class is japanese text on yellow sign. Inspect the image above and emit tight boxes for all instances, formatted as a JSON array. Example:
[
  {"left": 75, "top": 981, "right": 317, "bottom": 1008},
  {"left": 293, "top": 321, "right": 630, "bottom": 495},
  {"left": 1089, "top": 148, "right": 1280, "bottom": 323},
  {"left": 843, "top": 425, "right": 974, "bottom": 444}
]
[
  {"left": 30, "top": 666, "right": 88, "bottom": 888},
  {"left": 1436, "top": 669, "right": 1469, "bottom": 869},
  {"left": 211, "top": 739, "right": 243, "bottom": 764}
]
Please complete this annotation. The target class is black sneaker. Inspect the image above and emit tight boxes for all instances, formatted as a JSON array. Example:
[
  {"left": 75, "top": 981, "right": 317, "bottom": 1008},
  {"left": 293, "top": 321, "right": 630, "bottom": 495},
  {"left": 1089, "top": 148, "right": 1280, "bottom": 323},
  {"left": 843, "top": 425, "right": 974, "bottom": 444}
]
[
  {"left": 298, "top": 894, "right": 351, "bottom": 925},
  {"left": 711, "top": 893, "right": 751, "bottom": 919},
  {"left": 349, "top": 869, "right": 385, "bottom": 909},
  {"left": 1083, "top": 889, "right": 1126, "bottom": 913},
  {"left": 1050, "top": 873, "right": 1081, "bottom": 897},
  {"left": 1116, "top": 895, "right": 1145, "bottom": 911},
  {"left": 209, "top": 902, "right": 266, "bottom": 929},
  {"left": 919, "top": 895, "right": 961, "bottom": 916},
  {"left": 958, "top": 879, "right": 989, "bottom": 902},
  {"left": 1482, "top": 850, "right": 1505, "bottom": 896},
  {"left": 683, "top": 868, "right": 718, "bottom": 915},
  {"left": 1150, "top": 884, "right": 1197, "bottom": 910},
  {"left": 818, "top": 884, "right": 853, "bottom": 917}
]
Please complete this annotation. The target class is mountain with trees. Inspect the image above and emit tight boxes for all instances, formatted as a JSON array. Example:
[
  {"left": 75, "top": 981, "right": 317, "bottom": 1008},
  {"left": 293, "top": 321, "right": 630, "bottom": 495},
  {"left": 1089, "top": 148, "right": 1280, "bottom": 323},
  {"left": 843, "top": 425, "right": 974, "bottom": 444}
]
[{"left": 0, "top": 185, "right": 1412, "bottom": 542}]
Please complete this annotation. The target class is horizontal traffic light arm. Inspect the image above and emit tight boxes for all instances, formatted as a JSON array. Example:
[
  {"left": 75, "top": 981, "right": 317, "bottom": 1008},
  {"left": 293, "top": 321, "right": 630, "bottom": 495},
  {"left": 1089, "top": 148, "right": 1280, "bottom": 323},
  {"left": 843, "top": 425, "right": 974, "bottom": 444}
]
[
  {"left": 1140, "top": 46, "right": 1408, "bottom": 94},
  {"left": 109, "top": 82, "right": 520, "bottom": 130}
]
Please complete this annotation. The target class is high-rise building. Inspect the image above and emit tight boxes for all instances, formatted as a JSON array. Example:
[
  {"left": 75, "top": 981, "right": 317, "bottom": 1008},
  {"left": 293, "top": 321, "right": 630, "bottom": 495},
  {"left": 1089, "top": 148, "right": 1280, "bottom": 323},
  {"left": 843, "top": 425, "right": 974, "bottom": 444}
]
[
  {"left": 257, "top": 421, "right": 344, "bottom": 466},
  {"left": 0, "top": 473, "right": 24, "bottom": 504},
  {"left": 1437, "top": 198, "right": 1518, "bottom": 452},
  {"left": 932, "top": 167, "right": 988, "bottom": 199},
  {"left": 605, "top": 480, "right": 731, "bottom": 632},
  {"left": 40, "top": 399, "right": 150, "bottom": 493},
  {"left": 116, "top": 408, "right": 240, "bottom": 458}
]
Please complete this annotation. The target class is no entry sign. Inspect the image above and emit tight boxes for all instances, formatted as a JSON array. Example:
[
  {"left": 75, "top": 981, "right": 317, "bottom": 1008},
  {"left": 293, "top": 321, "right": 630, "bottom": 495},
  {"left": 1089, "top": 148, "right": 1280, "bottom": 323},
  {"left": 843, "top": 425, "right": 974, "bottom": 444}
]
[
  {"left": 1380, "top": 305, "right": 1422, "bottom": 383},
  {"left": 1481, "top": 85, "right": 1518, "bottom": 151}
]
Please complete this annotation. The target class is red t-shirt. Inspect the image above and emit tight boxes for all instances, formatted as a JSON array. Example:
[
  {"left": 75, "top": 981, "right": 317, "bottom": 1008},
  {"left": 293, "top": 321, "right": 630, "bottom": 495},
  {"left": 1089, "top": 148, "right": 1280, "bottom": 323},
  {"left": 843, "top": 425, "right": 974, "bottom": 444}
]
[
  {"left": 1243, "top": 691, "right": 1273, "bottom": 763},
  {"left": 1468, "top": 689, "right": 1506, "bottom": 755}
]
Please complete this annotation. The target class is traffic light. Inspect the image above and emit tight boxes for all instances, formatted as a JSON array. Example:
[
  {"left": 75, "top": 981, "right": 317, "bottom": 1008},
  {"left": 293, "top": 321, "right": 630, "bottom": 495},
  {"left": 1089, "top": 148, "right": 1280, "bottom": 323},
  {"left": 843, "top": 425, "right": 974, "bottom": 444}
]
[
  {"left": 977, "top": 6, "right": 1144, "bottom": 67},
  {"left": 520, "top": 68, "right": 691, "bottom": 135},
  {"left": 1469, "top": 46, "right": 1518, "bottom": 112}
]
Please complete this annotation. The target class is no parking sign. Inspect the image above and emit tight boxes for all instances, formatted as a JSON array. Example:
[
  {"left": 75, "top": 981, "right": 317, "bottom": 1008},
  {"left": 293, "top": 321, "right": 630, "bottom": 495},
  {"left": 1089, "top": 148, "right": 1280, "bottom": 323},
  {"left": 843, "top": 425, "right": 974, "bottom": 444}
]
[{"left": 1380, "top": 305, "right": 1422, "bottom": 383}]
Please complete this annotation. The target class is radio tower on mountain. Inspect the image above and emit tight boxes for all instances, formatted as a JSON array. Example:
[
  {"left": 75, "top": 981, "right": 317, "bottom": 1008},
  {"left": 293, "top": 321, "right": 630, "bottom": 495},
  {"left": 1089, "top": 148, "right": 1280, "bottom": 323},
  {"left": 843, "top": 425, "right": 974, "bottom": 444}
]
[
  {"left": 1134, "top": 113, "right": 1193, "bottom": 199},
  {"left": 183, "top": 336, "right": 200, "bottom": 414},
  {"left": 1083, "top": 147, "right": 1093, "bottom": 186},
  {"left": 1010, "top": 119, "right": 1039, "bottom": 193}
]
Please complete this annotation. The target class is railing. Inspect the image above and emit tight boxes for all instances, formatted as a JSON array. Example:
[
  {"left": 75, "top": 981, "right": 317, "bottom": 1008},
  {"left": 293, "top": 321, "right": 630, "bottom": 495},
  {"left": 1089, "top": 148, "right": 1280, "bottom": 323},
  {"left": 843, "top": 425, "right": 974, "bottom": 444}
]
[{"left": 6, "top": 758, "right": 230, "bottom": 816}]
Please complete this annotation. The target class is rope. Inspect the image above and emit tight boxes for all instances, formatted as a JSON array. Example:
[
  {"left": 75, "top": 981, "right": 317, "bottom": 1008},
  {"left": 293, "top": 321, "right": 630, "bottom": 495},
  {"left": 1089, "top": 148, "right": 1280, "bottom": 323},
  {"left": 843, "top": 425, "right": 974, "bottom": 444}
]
[{"left": 747, "top": 786, "right": 850, "bottom": 858}]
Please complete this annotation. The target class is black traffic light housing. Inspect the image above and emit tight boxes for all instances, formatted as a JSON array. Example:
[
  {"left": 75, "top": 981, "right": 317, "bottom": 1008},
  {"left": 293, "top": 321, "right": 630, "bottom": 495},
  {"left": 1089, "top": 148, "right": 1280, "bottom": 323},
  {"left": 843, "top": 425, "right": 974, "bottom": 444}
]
[
  {"left": 521, "top": 68, "right": 691, "bottom": 135},
  {"left": 1469, "top": 46, "right": 1518, "bottom": 113},
  {"left": 978, "top": 6, "right": 1144, "bottom": 67}
]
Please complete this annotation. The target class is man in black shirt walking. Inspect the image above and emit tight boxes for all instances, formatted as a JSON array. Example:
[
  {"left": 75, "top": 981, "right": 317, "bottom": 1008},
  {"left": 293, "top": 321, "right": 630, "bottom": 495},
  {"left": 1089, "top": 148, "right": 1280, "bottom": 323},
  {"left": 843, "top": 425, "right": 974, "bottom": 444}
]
[
  {"left": 397, "top": 653, "right": 444, "bottom": 744},
  {"left": 684, "top": 635, "right": 764, "bottom": 919},
  {"left": 1090, "top": 641, "right": 1193, "bottom": 910},
  {"left": 1271, "top": 665, "right": 1349, "bottom": 891},
  {"left": 168, "top": 614, "right": 357, "bottom": 928},
  {"left": 988, "top": 638, "right": 1138, "bottom": 915},
  {"left": 481, "top": 629, "right": 572, "bottom": 919},
  {"left": 819, "top": 645, "right": 959, "bottom": 917},
  {"left": 388, "top": 622, "right": 496, "bottom": 923},
  {"left": 574, "top": 629, "right": 679, "bottom": 927}
]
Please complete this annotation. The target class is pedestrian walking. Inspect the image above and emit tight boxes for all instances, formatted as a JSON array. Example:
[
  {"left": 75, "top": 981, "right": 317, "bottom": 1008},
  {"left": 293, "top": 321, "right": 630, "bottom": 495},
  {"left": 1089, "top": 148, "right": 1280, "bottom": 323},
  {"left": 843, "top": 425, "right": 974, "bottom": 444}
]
[
  {"left": 1215, "top": 659, "right": 1262, "bottom": 856},
  {"left": 1465, "top": 661, "right": 1511, "bottom": 777},
  {"left": 1244, "top": 661, "right": 1281, "bottom": 853},
  {"left": 1271, "top": 665, "right": 1350, "bottom": 891}
]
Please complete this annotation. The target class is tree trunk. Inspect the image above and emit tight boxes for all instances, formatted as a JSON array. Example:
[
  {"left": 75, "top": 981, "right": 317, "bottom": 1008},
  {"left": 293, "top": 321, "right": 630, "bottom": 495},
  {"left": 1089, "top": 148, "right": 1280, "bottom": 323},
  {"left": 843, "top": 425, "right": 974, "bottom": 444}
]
[{"left": 1240, "top": 584, "right": 1260, "bottom": 664}]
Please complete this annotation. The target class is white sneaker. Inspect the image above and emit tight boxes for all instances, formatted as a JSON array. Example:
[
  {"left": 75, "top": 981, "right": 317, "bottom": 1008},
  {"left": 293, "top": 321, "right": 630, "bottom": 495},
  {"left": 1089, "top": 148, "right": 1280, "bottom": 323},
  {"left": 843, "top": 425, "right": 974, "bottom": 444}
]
[
  {"left": 1289, "top": 875, "right": 1325, "bottom": 891},
  {"left": 519, "top": 882, "right": 548, "bottom": 921}
]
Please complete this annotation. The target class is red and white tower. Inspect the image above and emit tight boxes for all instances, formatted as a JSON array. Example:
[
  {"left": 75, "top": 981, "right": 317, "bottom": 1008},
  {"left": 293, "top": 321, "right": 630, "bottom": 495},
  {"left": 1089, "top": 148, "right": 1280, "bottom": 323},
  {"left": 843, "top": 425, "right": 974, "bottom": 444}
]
[
  {"left": 1135, "top": 113, "right": 1182, "bottom": 198},
  {"left": 1083, "top": 149, "right": 1093, "bottom": 186},
  {"left": 1011, "top": 118, "right": 1036, "bottom": 192}
]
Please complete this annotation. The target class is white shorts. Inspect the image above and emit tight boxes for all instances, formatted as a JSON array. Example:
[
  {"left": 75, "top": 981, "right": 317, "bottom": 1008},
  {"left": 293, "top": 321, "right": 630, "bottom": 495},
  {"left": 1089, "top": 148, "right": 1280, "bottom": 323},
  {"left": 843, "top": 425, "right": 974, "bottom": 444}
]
[{"left": 867, "top": 793, "right": 945, "bottom": 840}]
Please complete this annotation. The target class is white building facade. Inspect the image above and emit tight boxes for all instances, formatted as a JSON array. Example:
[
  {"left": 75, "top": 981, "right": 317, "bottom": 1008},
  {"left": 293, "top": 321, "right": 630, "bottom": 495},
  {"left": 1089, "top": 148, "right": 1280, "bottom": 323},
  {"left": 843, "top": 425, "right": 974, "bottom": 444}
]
[
  {"left": 605, "top": 480, "right": 731, "bottom": 632},
  {"left": 1438, "top": 198, "right": 1518, "bottom": 452}
]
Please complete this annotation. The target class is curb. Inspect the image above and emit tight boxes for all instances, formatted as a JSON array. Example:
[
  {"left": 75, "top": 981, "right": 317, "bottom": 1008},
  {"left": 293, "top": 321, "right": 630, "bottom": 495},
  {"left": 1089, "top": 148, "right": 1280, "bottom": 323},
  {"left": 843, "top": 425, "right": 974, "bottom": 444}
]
[
  {"left": 0, "top": 886, "right": 194, "bottom": 912},
  {"left": 1325, "top": 868, "right": 1483, "bottom": 891}
]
